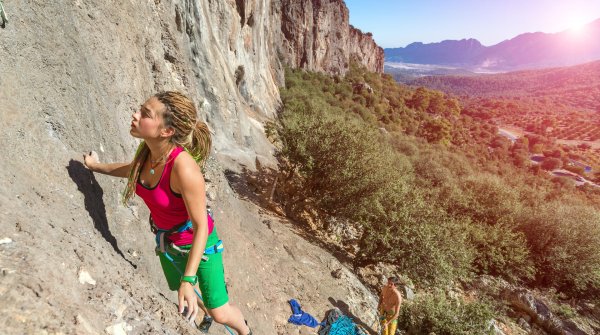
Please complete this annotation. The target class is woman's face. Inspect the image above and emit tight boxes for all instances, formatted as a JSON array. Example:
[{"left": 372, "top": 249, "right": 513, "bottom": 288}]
[{"left": 130, "top": 97, "right": 167, "bottom": 140}]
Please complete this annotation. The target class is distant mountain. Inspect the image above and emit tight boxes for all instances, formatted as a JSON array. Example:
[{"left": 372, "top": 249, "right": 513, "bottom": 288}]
[
  {"left": 385, "top": 18, "right": 600, "bottom": 71},
  {"left": 386, "top": 39, "right": 485, "bottom": 65}
]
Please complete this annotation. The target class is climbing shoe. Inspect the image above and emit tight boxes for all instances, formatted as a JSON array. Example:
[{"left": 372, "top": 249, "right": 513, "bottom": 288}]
[{"left": 197, "top": 315, "right": 213, "bottom": 333}]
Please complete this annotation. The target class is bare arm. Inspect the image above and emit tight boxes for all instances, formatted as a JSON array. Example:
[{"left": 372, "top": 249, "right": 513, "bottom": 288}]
[
  {"left": 172, "top": 152, "right": 209, "bottom": 321},
  {"left": 178, "top": 162, "right": 209, "bottom": 280},
  {"left": 392, "top": 289, "right": 403, "bottom": 320},
  {"left": 84, "top": 151, "right": 131, "bottom": 178}
]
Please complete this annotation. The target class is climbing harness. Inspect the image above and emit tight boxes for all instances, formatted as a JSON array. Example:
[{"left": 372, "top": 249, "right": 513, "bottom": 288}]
[{"left": 151, "top": 212, "right": 234, "bottom": 335}]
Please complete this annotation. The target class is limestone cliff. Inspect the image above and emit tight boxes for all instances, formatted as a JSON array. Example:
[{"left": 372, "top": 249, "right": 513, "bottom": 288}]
[
  {"left": 174, "top": 0, "right": 383, "bottom": 166},
  {"left": 0, "top": 0, "right": 381, "bottom": 334},
  {"left": 278, "top": 0, "right": 384, "bottom": 75}
]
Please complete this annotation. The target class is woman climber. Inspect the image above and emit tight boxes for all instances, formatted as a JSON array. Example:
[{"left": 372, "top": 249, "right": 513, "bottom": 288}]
[{"left": 83, "top": 91, "right": 251, "bottom": 335}]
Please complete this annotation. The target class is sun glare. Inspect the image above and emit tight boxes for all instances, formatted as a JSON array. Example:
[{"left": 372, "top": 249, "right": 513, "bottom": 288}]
[{"left": 568, "top": 17, "right": 587, "bottom": 33}]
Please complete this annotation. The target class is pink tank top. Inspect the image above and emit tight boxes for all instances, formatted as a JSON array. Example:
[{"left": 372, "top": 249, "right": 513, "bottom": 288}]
[{"left": 135, "top": 146, "right": 214, "bottom": 246}]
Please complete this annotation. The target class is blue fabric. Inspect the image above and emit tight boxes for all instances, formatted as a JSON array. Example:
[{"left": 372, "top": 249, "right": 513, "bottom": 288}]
[
  {"left": 203, "top": 240, "right": 224, "bottom": 254},
  {"left": 288, "top": 299, "right": 322, "bottom": 328},
  {"left": 327, "top": 316, "right": 365, "bottom": 335}
]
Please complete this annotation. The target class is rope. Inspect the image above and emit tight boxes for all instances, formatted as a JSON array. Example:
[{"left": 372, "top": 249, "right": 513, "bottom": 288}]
[{"left": 162, "top": 251, "right": 235, "bottom": 335}]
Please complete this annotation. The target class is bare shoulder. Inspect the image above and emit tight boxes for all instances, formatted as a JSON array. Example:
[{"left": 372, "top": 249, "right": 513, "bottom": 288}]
[
  {"left": 173, "top": 150, "right": 201, "bottom": 175},
  {"left": 394, "top": 287, "right": 403, "bottom": 300},
  {"left": 171, "top": 150, "right": 204, "bottom": 194}
]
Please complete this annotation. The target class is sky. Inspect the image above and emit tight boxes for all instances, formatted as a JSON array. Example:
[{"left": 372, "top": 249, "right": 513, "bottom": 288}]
[{"left": 344, "top": 0, "right": 600, "bottom": 48}]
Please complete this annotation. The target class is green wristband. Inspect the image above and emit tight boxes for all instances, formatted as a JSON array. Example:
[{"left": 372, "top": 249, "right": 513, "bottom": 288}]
[{"left": 181, "top": 275, "right": 198, "bottom": 285}]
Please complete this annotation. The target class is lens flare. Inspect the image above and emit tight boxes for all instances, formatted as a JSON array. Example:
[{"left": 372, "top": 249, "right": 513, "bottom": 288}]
[{"left": 568, "top": 17, "right": 587, "bottom": 33}]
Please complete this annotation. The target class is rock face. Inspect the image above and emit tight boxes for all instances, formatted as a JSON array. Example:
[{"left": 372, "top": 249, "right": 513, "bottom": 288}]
[
  {"left": 473, "top": 276, "right": 595, "bottom": 335},
  {"left": 501, "top": 288, "right": 591, "bottom": 335},
  {"left": 0, "top": 0, "right": 382, "bottom": 334},
  {"left": 278, "top": 0, "right": 384, "bottom": 75}
]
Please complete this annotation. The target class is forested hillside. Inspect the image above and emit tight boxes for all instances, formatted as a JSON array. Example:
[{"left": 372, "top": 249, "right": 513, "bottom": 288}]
[
  {"left": 262, "top": 64, "right": 600, "bottom": 333},
  {"left": 409, "top": 60, "right": 600, "bottom": 110},
  {"left": 408, "top": 61, "right": 600, "bottom": 170}
]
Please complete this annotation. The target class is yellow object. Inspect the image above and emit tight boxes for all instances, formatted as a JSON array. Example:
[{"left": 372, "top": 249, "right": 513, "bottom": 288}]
[
  {"left": 379, "top": 310, "right": 398, "bottom": 335},
  {"left": 380, "top": 318, "right": 397, "bottom": 335}
]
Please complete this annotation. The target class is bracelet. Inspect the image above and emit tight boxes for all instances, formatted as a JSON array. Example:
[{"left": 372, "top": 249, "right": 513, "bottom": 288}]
[{"left": 180, "top": 275, "right": 198, "bottom": 285}]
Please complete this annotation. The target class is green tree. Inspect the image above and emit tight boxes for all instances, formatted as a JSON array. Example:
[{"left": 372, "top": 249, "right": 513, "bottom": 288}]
[
  {"left": 518, "top": 203, "right": 600, "bottom": 296},
  {"left": 447, "top": 174, "right": 522, "bottom": 226},
  {"left": 407, "top": 87, "right": 431, "bottom": 112},
  {"left": 418, "top": 117, "right": 452, "bottom": 145},
  {"left": 356, "top": 190, "right": 474, "bottom": 287},
  {"left": 274, "top": 101, "right": 412, "bottom": 224},
  {"left": 398, "top": 291, "right": 495, "bottom": 335},
  {"left": 467, "top": 223, "right": 535, "bottom": 282}
]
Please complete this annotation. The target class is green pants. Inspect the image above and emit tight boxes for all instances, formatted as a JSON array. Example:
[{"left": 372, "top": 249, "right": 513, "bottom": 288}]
[{"left": 158, "top": 228, "right": 229, "bottom": 309}]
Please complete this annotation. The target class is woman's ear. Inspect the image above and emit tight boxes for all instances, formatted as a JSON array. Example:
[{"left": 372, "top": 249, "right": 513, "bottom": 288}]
[{"left": 160, "top": 126, "right": 175, "bottom": 138}]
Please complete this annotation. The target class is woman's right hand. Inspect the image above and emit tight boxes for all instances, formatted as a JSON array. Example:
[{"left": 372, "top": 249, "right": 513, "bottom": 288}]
[{"left": 83, "top": 151, "right": 100, "bottom": 171}]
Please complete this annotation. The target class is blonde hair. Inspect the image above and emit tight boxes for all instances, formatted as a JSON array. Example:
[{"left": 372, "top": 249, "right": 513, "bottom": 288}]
[{"left": 122, "top": 91, "right": 211, "bottom": 204}]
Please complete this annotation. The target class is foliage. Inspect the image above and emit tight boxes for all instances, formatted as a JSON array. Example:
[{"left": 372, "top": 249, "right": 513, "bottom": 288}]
[
  {"left": 541, "top": 157, "right": 562, "bottom": 170},
  {"left": 398, "top": 291, "right": 495, "bottom": 335},
  {"left": 445, "top": 174, "right": 522, "bottom": 226},
  {"left": 273, "top": 100, "right": 412, "bottom": 219},
  {"left": 554, "top": 302, "right": 577, "bottom": 319},
  {"left": 409, "top": 60, "right": 600, "bottom": 114},
  {"left": 272, "top": 64, "right": 600, "bottom": 298},
  {"left": 466, "top": 223, "right": 535, "bottom": 282},
  {"left": 357, "top": 189, "right": 475, "bottom": 287},
  {"left": 563, "top": 164, "right": 584, "bottom": 175},
  {"left": 417, "top": 116, "right": 452, "bottom": 145},
  {"left": 518, "top": 203, "right": 600, "bottom": 296}
]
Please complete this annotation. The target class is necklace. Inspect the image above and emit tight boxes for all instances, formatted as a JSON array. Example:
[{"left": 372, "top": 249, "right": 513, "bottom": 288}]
[{"left": 149, "top": 146, "right": 172, "bottom": 175}]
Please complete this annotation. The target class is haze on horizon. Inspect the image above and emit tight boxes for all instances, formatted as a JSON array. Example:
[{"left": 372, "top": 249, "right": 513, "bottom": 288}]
[{"left": 344, "top": 0, "right": 600, "bottom": 48}]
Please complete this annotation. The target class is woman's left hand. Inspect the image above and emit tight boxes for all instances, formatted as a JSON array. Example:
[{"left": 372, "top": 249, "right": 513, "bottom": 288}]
[{"left": 178, "top": 282, "right": 198, "bottom": 323}]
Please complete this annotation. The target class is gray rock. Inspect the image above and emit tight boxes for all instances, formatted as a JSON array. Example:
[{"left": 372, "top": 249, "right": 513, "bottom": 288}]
[
  {"left": 501, "top": 287, "right": 588, "bottom": 335},
  {"left": 402, "top": 286, "right": 415, "bottom": 301},
  {"left": 331, "top": 268, "right": 343, "bottom": 279},
  {"left": 490, "top": 320, "right": 507, "bottom": 335},
  {"left": 206, "top": 190, "right": 217, "bottom": 201},
  {"left": 517, "top": 318, "right": 531, "bottom": 332}
]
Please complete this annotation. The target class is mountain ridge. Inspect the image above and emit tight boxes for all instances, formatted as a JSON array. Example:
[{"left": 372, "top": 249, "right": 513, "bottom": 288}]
[{"left": 385, "top": 18, "right": 600, "bottom": 71}]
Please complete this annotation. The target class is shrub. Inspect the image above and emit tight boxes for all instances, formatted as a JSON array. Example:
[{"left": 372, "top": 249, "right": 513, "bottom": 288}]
[
  {"left": 275, "top": 101, "right": 472, "bottom": 287},
  {"left": 417, "top": 117, "right": 452, "bottom": 145},
  {"left": 531, "top": 143, "right": 544, "bottom": 154},
  {"left": 578, "top": 143, "right": 591, "bottom": 150},
  {"left": 518, "top": 203, "right": 600, "bottom": 296},
  {"left": 356, "top": 189, "right": 474, "bottom": 287},
  {"left": 398, "top": 291, "right": 495, "bottom": 335},
  {"left": 466, "top": 223, "right": 535, "bottom": 282},
  {"left": 274, "top": 101, "right": 412, "bottom": 224},
  {"left": 446, "top": 174, "right": 522, "bottom": 226}
]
